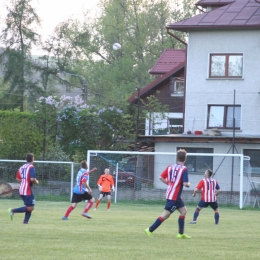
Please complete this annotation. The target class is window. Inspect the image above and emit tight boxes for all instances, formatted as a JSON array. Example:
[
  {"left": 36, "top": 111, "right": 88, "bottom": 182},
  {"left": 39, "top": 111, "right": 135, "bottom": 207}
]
[
  {"left": 209, "top": 54, "right": 243, "bottom": 78},
  {"left": 169, "top": 118, "right": 183, "bottom": 134},
  {"left": 170, "top": 77, "right": 184, "bottom": 96},
  {"left": 207, "top": 105, "right": 241, "bottom": 129},
  {"left": 244, "top": 149, "right": 260, "bottom": 175},
  {"left": 177, "top": 147, "right": 213, "bottom": 173}
]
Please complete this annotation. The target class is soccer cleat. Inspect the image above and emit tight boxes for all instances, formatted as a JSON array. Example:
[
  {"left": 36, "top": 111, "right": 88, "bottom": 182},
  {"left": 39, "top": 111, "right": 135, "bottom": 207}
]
[
  {"left": 189, "top": 221, "right": 197, "bottom": 224},
  {"left": 82, "top": 213, "right": 92, "bottom": 219},
  {"left": 177, "top": 233, "right": 191, "bottom": 239},
  {"left": 145, "top": 228, "right": 154, "bottom": 237},
  {"left": 8, "top": 208, "right": 13, "bottom": 221},
  {"left": 23, "top": 221, "right": 28, "bottom": 224},
  {"left": 62, "top": 216, "right": 68, "bottom": 220},
  {"left": 93, "top": 208, "right": 96, "bottom": 211},
  {"left": 107, "top": 209, "right": 110, "bottom": 211}
]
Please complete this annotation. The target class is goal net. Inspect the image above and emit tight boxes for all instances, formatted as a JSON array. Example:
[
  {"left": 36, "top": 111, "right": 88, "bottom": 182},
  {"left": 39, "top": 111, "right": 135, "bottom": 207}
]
[
  {"left": 87, "top": 150, "right": 248, "bottom": 209},
  {"left": 0, "top": 159, "right": 75, "bottom": 202},
  {"left": 0, "top": 153, "right": 252, "bottom": 209}
]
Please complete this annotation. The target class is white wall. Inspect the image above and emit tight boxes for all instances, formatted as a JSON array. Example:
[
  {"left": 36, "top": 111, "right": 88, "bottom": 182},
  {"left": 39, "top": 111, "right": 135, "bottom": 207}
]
[{"left": 185, "top": 30, "right": 260, "bottom": 135}]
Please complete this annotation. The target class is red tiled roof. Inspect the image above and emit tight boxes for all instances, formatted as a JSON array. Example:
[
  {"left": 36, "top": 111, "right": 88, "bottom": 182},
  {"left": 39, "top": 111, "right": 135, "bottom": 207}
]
[
  {"left": 167, "top": 0, "right": 260, "bottom": 32},
  {"left": 149, "top": 49, "right": 186, "bottom": 74},
  {"left": 128, "top": 62, "right": 185, "bottom": 103}
]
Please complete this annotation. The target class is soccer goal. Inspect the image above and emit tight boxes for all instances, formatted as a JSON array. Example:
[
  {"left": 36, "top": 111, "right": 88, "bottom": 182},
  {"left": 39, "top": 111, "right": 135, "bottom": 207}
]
[
  {"left": 0, "top": 159, "right": 76, "bottom": 202},
  {"left": 87, "top": 150, "right": 249, "bottom": 209}
]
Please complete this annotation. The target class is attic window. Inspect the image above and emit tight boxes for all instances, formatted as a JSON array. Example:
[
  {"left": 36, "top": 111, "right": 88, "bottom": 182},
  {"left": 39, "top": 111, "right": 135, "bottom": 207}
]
[
  {"left": 209, "top": 54, "right": 243, "bottom": 78},
  {"left": 170, "top": 77, "right": 184, "bottom": 96}
]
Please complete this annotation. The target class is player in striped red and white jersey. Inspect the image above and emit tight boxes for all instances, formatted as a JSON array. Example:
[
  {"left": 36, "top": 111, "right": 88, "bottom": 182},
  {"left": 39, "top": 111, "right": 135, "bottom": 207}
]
[
  {"left": 189, "top": 169, "right": 221, "bottom": 225},
  {"left": 145, "top": 149, "right": 191, "bottom": 239},
  {"left": 8, "top": 153, "right": 39, "bottom": 224}
]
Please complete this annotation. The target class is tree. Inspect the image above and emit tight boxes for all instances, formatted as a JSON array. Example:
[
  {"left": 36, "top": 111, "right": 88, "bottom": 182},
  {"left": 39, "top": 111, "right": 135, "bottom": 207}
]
[
  {"left": 44, "top": 0, "right": 197, "bottom": 110},
  {"left": 0, "top": 0, "right": 41, "bottom": 111}
]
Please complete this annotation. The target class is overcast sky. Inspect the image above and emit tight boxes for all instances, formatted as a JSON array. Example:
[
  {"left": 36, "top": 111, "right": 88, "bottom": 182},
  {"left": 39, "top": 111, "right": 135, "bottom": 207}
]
[{"left": 0, "top": 0, "right": 100, "bottom": 54}]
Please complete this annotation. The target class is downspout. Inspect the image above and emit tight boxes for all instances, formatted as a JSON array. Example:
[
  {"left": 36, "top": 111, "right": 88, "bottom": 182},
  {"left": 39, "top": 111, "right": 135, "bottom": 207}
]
[{"left": 167, "top": 29, "right": 187, "bottom": 133}]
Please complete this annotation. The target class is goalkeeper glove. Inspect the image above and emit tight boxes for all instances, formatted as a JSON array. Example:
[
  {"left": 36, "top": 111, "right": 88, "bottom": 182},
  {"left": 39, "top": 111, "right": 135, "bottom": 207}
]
[
  {"left": 98, "top": 185, "right": 102, "bottom": 191},
  {"left": 112, "top": 186, "right": 115, "bottom": 192}
]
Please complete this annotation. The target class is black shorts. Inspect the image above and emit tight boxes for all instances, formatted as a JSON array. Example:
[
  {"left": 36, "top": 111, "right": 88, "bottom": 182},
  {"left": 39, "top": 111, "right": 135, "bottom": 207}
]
[
  {"left": 71, "top": 192, "right": 92, "bottom": 203},
  {"left": 164, "top": 198, "right": 185, "bottom": 213},
  {"left": 101, "top": 191, "right": 111, "bottom": 197},
  {"left": 198, "top": 200, "right": 218, "bottom": 210}
]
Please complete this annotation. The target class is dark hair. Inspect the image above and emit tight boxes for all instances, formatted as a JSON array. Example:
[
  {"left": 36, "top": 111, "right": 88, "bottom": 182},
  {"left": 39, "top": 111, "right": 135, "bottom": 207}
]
[
  {"left": 81, "top": 160, "right": 87, "bottom": 169},
  {"left": 176, "top": 149, "right": 187, "bottom": 163},
  {"left": 207, "top": 169, "right": 213, "bottom": 177},
  {"left": 26, "top": 153, "right": 34, "bottom": 163}
]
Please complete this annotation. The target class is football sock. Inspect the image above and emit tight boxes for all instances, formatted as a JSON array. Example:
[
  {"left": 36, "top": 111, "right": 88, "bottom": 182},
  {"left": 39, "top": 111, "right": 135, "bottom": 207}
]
[
  {"left": 178, "top": 215, "right": 185, "bottom": 235},
  {"left": 24, "top": 211, "right": 32, "bottom": 223},
  {"left": 149, "top": 216, "right": 164, "bottom": 232},
  {"left": 107, "top": 201, "right": 111, "bottom": 209},
  {"left": 193, "top": 210, "right": 199, "bottom": 221},
  {"left": 12, "top": 206, "right": 27, "bottom": 213},
  {"left": 84, "top": 201, "right": 93, "bottom": 213},
  {"left": 95, "top": 200, "right": 101, "bottom": 209},
  {"left": 65, "top": 206, "right": 74, "bottom": 217},
  {"left": 215, "top": 211, "right": 219, "bottom": 224}
]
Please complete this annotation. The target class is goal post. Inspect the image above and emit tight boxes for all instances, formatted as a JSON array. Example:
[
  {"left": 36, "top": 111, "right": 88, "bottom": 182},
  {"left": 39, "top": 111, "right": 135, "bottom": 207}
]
[{"left": 87, "top": 150, "right": 248, "bottom": 209}]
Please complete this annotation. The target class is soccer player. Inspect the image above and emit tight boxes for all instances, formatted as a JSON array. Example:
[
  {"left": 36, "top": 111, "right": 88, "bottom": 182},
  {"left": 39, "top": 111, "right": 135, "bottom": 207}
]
[
  {"left": 62, "top": 160, "right": 97, "bottom": 220},
  {"left": 145, "top": 149, "right": 191, "bottom": 239},
  {"left": 93, "top": 168, "right": 115, "bottom": 211},
  {"left": 189, "top": 169, "right": 221, "bottom": 225},
  {"left": 8, "top": 153, "right": 39, "bottom": 224}
]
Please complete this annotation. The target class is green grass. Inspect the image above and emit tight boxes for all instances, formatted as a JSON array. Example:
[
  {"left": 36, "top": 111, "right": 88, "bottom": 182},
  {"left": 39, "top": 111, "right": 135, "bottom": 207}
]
[{"left": 0, "top": 200, "right": 260, "bottom": 260}]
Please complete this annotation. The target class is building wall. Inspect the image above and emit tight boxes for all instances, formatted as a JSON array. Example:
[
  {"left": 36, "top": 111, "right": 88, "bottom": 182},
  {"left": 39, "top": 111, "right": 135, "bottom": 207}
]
[
  {"left": 154, "top": 141, "right": 259, "bottom": 193},
  {"left": 185, "top": 30, "right": 260, "bottom": 135}
]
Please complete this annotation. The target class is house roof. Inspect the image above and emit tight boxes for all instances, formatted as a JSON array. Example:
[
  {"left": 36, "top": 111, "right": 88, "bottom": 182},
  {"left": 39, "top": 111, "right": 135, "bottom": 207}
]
[
  {"left": 167, "top": 0, "right": 260, "bottom": 32},
  {"left": 128, "top": 62, "right": 185, "bottom": 103},
  {"left": 149, "top": 49, "right": 186, "bottom": 74}
]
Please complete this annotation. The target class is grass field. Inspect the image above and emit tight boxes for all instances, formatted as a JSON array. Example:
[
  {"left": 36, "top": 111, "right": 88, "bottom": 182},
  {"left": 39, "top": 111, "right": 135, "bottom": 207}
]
[{"left": 0, "top": 200, "right": 260, "bottom": 260}]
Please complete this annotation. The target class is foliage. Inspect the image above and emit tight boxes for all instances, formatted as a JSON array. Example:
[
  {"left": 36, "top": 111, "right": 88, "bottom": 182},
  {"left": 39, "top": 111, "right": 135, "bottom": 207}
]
[
  {"left": 0, "top": 111, "right": 43, "bottom": 159},
  {"left": 0, "top": 0, "right": 42, "bottom": 111}
]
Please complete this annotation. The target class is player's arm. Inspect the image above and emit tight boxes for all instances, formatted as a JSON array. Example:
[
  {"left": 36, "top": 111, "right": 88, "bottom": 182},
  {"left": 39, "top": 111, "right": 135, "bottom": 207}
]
[
  {"left": 16, "top": 171, "right": 21, "bottom": 182},
  {"left": 84, "top": 182, "right": 92, "bottom": 193},
  {"left": 192, "top": 187, "right": 199, "bottom": 197},
  {"left": 159, "top": 167, "right": 169, "bottom": 185},
  {"left": 216, "top": 183, "right": 221, "bottom": 196},
  {"left": 29, "top": 167, "right": 39, "bottom": 184},
  {"left": 183, "top": 168, "right": 190, "bottom": 188},
  {"left": 89, "top": 167, "right": 97, "bottom": 174}
]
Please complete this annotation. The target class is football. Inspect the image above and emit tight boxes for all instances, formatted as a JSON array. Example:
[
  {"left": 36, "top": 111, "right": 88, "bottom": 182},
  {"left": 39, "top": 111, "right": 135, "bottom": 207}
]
[{"left": 113, "top": 43, "right": 121, "bottom": 50}]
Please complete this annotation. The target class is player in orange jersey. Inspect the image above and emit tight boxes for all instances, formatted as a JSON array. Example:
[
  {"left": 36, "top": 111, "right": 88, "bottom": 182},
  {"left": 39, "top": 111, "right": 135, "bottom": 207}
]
[{"left": 94, "top": 168, "right": 115, "bottom": 211}]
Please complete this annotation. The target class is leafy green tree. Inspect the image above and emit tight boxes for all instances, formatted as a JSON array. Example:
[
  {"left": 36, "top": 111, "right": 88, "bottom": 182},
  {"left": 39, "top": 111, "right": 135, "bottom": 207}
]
[
  {"left": 0, "top": 0, "right": 41, "bottom": 111},
  {"left": 0, "top": 111, "right": 43, "bottom": 159},
  {"left": 43, "top": 0, "right": 197, "bottom": 110}
]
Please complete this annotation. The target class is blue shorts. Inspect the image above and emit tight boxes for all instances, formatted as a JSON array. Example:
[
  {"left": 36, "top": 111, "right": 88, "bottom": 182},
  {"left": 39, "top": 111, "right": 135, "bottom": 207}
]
[
  {"left": 21, "top": 195, "right": 35, "bottom": 207},
  {"left": 198, "top": 200, "right": 218, "bottom": 210},
  {"left": 164, "top": 198, "right": 185, "bottom": 213}
]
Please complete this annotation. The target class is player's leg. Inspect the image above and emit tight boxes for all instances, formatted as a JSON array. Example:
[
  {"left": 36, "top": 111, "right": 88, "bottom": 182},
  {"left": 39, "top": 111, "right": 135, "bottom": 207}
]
[
  {"left": 62, "top": 193, "right": 79, "bottom": 220},
  {"left": 211, "top": 202, "right": 219, "bottom": 224},
  {"left": 107, "top": 194, "right": 111, "bottom": 210},
  {"left": 145, "top": 199, "right": 173, "bottom": 236},
  {"left": 82, "top": 193, "right": 95, "bottom": 218},
  {"left": 94, "top": 193, "right": 103, "bottom": 210},
  {"left": 23, "top": 196, "right": 36, "bottom": 224},
  {"left": 176, "top": 199, "right": 191, "bottom": 239}
]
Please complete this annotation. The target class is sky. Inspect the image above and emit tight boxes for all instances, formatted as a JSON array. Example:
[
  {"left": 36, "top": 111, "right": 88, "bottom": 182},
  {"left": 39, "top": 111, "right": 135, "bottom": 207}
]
[{"left": 0, "top": 0, "right": 100, "bottom": 54}]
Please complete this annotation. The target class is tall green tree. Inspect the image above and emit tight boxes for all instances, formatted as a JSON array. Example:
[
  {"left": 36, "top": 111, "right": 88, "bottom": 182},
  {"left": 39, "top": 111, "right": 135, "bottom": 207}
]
[
  {"left": 44, "top": 0, "right": 197, "bottom": 110},
  {"left": 0, "top": 0, "right": 41, "bottom": 111}
]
